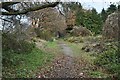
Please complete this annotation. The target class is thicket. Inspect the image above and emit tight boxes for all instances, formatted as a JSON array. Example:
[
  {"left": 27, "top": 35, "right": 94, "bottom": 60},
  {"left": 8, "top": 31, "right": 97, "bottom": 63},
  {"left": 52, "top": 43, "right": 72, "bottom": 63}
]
[
  {"left": 93, "top": 4, "right": 119, "bottom": 78},
  {"left": 34, "top": 28, "right": 53, "bottom": 41},
  {"left": 94, "top": 43, "right": 120, "bottom": 78},
  {"left": 2, "top": 33, "right": 35, "bottom": 66}
]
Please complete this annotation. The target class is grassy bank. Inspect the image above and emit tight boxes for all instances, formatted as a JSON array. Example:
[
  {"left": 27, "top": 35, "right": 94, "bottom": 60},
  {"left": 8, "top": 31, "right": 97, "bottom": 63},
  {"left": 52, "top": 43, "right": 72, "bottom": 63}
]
[
  {"left": 3, "top": 42, "right": 60, "bottom": 78},
  {"left": 2, "top": 41, "right": 60, "bottom": 78},
  {"left": 3, "top": 48, "right": 54, "bottom": 78}
]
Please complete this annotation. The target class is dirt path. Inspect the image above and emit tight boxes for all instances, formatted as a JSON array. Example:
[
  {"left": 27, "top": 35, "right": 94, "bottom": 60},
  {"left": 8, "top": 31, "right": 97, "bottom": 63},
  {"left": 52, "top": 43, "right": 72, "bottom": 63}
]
[
  {"left": 59, "top": 42, "right": 73, "bottom": 57},
  {"left": 50, "top": 42, "right": 75, "bottom": 78},
  {"left": 37, "top": 41, "right": 88, "bottom": 78}
]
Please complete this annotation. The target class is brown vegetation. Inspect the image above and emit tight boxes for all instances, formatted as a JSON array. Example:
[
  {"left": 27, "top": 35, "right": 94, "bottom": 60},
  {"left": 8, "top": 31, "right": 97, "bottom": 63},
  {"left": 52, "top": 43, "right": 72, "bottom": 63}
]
[
  {"left": 71, "top": 26, "right": 92, "bottom": 37},
  {"left": 29, "top": 8, "right": 67, "bottom": 40}
]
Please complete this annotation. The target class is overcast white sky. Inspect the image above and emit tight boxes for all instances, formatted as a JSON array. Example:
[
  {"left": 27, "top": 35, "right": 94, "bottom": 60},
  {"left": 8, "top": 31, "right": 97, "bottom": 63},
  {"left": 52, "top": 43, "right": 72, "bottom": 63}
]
[
  {"left": 81, "top": 2, "right": 110, "bottom": 13},
  {"left": 44, "top": 0, "right": 120, "bottom": 13},
  {"left": 78, "top": 0, "right": 119, "bottom": 13}
]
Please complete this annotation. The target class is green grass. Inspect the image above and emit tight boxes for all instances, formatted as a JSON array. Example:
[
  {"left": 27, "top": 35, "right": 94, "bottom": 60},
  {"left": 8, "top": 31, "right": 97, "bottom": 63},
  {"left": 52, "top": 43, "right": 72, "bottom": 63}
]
[
  {"left": 88, "top": 71, "right": 109, "bottom": 78},
  {"left": 44, "top": 41, "right": 62, "bottom": 55},
  {"left": 46, "top": 41, "right": 59, "bottom": 48},
  {"left": 66, "top": 41, "right": 95, "bottom": 63},
  {"left": 3, "top": 47, "right": 54, "bottom": 78}
]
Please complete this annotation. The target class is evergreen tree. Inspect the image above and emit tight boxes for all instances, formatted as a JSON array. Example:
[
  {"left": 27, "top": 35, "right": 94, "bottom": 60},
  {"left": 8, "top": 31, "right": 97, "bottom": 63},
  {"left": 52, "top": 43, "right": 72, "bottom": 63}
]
[
  {"left": 91, "top": 8, "right": 97, "bottom": 14},
  {"left": 101, "top": 8, "right": 107, "bottom": 22},
  {"left": 106, "top": 4, "right": 117, "bottom": 15},
  {"left": 76, "top": 8, "right": 103, "bottom": 35}
]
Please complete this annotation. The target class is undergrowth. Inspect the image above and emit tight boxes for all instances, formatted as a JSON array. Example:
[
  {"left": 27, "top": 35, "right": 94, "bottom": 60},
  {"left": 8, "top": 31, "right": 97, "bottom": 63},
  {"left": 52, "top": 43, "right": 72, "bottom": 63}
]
[
  {"left": 94, "top": 45, "right": 120, "bottom": 78},
  {"left": 2, "top": 47, "right": 54, "bottom": 78}
]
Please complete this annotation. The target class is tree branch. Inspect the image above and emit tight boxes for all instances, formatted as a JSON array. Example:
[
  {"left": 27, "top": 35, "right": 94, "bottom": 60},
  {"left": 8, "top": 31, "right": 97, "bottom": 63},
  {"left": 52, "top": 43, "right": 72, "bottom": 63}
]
[
  {"left": 1, "top": 2, "right": 59, "bottom": 15},
  {"left": 1, "top": 2, "right": 19, "bottom": 8}
]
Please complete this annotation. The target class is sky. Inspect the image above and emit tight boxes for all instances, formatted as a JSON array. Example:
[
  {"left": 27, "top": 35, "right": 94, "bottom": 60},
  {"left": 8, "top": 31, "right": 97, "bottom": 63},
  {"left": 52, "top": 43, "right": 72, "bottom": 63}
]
[
  {"left": 55, "top": 0, "right": 119, "bottom": 13},
  {"left": 81, "top": 2, "right": 110, "bottom": 13},
  {"left": 79, "top": 0, "right": 120, "bottom": 13}
]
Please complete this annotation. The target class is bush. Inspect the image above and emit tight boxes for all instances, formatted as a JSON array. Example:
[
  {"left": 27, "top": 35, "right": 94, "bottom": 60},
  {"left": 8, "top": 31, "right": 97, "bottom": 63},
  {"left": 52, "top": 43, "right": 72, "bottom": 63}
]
[
  {"left": 64, "top": 37, "right": 84, "bottom": 43},
  {"left": 2, "top": 33, "right": 35, "bottom": 53},
  {"left": 34, "top": 28, "right": 53, "bottom": 41},
  {"left": 2, "top": 33, "right": 35, "bottom": 66},
  {"left": 94, "top": 46, "right": 120, "bottom": 77},
  {"left": 2, "top": 48, "right": 54, "bottom": 78}
]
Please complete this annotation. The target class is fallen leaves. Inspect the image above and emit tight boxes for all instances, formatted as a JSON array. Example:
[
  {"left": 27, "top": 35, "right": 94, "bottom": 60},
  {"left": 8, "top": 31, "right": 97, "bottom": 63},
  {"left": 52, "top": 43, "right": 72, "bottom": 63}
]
[{"left": 36, "top": 54, "right": 89, "bottom": 78}]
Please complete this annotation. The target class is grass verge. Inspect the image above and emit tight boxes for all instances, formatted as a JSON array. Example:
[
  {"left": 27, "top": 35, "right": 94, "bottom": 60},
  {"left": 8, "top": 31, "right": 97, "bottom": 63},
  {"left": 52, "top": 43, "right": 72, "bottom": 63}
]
[{"left": 2, "top": 47, "right": 55, "bottom": 78}]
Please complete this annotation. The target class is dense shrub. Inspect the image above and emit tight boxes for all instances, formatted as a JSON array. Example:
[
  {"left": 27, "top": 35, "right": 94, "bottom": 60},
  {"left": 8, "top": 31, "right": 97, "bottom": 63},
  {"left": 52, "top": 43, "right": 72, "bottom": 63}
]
[
  {"left": 34, "top": 28, "right": 53, "bottom": 41},
  {"left": 94, "top": 46, "right": 120, "bottom": 77},
  {"left": 2, "top": 47, "right": 54, "bottom": 78},
  {"left": 2, "top": 33, "right": 35, "bottom": 66},
  {"left": 64, "top": 36, "right": 84, "bottom": 43}
]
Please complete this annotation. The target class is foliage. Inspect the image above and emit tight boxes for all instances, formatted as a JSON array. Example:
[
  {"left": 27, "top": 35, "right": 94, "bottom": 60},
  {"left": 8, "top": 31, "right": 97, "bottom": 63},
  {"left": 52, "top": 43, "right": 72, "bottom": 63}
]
[
  {"left": 61, "top": 2, "right": 82, "bottom": 16},
  {"left": 67, "top": 2, "right": 82, "bottom": 11},
  {"left": 100, "top": 4, "right": 117, "bottom": 23},
  {"left": 89, "top": 71, "right": 108, "bottom": 78},
  {"left": 76, "top": 8, "right": 103, "bottom": 35},
  {"left": 34, "top": 28, "right": 53, "bottom": 41},
  {"left": 94, "top": 46, "right": 120, "bottom": 77},
  {"left": 2, "top": 2, "right": 119, "bottom": 78},
  {"left": 2, "top": 33, "right": 35, "bottom": 54},
  {"left": 2, "top": 33, "right": 35, "bottom": 66},
  {"left": 2, "top": 35, "right": 57, "bottom": 78},
  {"left": 63, "top": 3, "right": 117, "bottom": 35},
  {"left": 64, "top": 36, "right": 84, "bottom": 43},
  {"left": 2, "top": 48, "right": 54, "bottom": 78},
  {"left": 106, "top": 4, "right": 117, "bottom": 15},
  {"left": 101, "top": 8, "right": 108, "bottom": 22}
]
